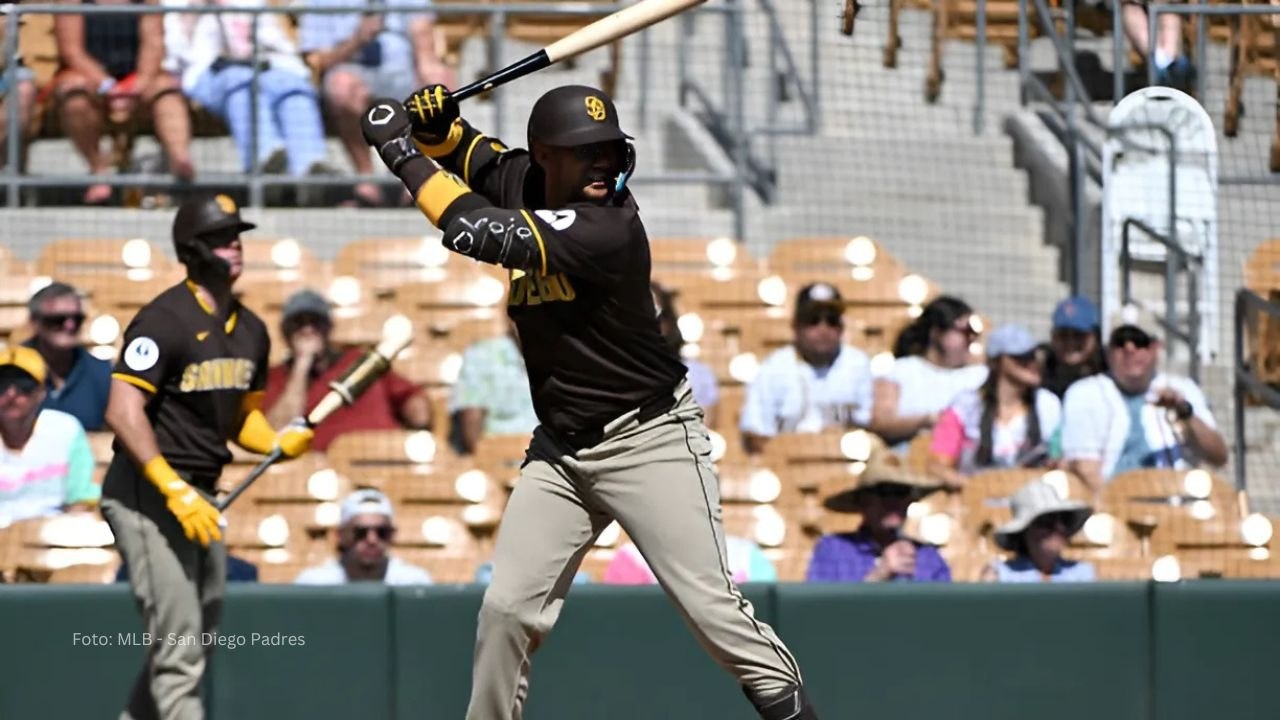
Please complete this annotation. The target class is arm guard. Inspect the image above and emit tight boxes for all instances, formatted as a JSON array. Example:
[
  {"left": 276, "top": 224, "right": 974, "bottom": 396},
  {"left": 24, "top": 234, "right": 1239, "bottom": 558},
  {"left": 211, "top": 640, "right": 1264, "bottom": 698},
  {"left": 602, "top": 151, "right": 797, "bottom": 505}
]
[{"left": 439, "top": 205, "right": 544, "bottom": 272}]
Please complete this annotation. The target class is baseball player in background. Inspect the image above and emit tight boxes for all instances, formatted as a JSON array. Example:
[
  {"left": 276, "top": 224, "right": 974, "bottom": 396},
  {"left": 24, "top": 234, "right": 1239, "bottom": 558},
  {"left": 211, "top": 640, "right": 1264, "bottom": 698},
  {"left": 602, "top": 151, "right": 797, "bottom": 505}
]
[
  {"left": 101, "top": 194, "right": 314, "bottom": 720},
  {"left": 359, "top": 86, "right": 819, "bottom": 719}
]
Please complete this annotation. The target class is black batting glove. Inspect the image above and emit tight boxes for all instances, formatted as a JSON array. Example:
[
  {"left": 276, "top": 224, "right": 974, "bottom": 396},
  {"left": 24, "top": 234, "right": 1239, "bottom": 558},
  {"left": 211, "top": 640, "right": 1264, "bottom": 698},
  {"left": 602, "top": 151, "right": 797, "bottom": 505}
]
[
  {"left": 362, "top": 98, "right": 422, "bottom": 175},
  {"left": 404, "top": 84, "right": 460, "bottom": 143}
]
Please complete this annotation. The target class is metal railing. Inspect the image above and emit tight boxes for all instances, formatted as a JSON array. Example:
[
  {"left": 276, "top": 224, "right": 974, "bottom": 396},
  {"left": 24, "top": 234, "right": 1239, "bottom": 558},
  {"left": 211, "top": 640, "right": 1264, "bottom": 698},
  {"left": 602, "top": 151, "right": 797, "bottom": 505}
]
[
  {"left": 1233, "top": 289, "right": 1280, "bottom": 492},
  {"left": 1119, "top": 217, "right": 1203, "bottom": 382},
  {"left": 0, "top": 1, "right": 752, "bottom": 218}
]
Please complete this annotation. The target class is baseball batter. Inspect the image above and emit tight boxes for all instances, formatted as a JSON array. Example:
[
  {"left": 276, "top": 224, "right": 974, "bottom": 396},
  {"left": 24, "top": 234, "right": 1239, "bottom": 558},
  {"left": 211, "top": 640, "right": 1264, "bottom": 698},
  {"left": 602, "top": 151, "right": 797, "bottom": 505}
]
[
  {"left": 101, "top": 194, "right": 313, "bottom": 720},
  {"left": 359, "top": 85, "right": 818, "bottom": 719}
]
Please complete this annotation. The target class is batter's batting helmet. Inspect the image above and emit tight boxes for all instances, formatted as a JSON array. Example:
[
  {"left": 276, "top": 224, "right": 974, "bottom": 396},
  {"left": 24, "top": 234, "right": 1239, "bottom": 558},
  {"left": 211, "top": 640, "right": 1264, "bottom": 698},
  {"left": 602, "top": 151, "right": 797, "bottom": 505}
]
[
  {"left": 172, "top": 193, "right": 255, "bottom": 282},
  {"left": 527, "top": 85, "right": 633, "bottom": 149}
]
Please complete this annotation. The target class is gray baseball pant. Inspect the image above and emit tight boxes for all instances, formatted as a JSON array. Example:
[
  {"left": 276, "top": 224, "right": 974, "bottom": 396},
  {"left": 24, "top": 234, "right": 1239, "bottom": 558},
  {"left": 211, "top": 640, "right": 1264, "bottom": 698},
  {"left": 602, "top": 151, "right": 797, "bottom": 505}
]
[
  {"left": 465, "top": 380, "right": 803, "bottom": 720},
  {"left": 101, "top": 455, "right": 226, "bottom": 720}
]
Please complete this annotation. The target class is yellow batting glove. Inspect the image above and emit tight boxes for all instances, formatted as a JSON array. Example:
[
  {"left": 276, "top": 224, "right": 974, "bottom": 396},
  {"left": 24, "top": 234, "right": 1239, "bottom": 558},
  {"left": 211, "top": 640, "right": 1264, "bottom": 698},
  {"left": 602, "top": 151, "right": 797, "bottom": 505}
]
[
  {"left": 143, "top": 457, "right": 224, "bottom": 547},
  {"left": 275, "top": 419, "right": 314, "bottom": 459}
]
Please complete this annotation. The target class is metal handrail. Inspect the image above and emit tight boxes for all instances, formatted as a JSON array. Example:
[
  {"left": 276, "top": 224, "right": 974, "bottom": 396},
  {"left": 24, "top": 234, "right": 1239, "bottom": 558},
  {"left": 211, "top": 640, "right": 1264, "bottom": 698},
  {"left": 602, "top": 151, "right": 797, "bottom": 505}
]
[
  {"left": 1119, "top": 217, "right": 1202, "bottom": 382},
  {"left": 1233, "top": 288, "right": 1280, "bottom": 492}
]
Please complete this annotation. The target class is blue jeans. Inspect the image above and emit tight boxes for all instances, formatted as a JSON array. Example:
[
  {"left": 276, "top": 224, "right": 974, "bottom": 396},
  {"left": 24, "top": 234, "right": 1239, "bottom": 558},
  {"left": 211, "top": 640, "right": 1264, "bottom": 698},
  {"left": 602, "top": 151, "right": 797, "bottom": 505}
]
[{"left": 190, "top": 64, "right": 327, "bottom": 175}]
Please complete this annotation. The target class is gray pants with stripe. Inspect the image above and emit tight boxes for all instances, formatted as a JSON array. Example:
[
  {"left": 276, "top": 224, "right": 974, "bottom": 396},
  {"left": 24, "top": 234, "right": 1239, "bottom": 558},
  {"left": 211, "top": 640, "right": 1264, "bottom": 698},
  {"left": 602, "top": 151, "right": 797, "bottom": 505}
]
[
  {"left": 465, "top": 380, "right": 803, "bottom": 720},
  {"left": 101, "top": 455, "right": 226, "bottom": 720}
]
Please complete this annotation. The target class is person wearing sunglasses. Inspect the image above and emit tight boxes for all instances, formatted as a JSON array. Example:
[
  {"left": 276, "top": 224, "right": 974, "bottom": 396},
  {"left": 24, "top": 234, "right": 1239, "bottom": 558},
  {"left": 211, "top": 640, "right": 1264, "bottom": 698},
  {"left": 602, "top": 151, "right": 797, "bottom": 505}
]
[
  {"left": 263, "top": 288, "right": 433, "bottom": 452},
  {"left": 1061, "top": 304, "right": 1226, "bottom": 492},
  {"left": 22, "top": 281, "right": 112, "bottom": 431},
  {"left": 295, "top": 488, "right": 433, "bottom": 585},
  {"left": 0, "top": 346, "right": 99, "bottom": 526},
  {"left": 870, "top": 295, "right": 989, "bottom": 453},
  {"left": 928, "top": 324, "right": 1062, "bottom": 489},
  {"left": 740, "top": 282, "right": 873, "bottom": 455},
  {"left": 981, "top": 478, "right": 1096, "bottom": 583},
  {"left": 806, "top": 454, "right": 951, "bottom": 583}
]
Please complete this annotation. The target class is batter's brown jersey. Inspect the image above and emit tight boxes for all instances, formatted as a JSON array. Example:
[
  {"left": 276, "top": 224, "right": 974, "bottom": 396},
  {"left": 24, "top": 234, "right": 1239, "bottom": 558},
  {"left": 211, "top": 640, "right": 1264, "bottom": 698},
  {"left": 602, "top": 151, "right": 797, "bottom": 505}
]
[
  {"left": 108, "top": 281, "right": 270, "bottom": 489},
  {"left": 427, "top": 121, "right": 688, "bottom": 436}
]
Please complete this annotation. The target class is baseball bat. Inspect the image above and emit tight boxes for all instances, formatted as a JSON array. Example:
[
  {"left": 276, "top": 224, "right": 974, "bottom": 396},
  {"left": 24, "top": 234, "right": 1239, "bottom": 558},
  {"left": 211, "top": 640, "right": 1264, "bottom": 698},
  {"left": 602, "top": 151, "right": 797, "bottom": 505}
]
[
  {"left": 215, "top": 320, "right": 416, "bottom": 511},
  {"left": 452, "top": 0, "right": 707, "bottom": 102}
]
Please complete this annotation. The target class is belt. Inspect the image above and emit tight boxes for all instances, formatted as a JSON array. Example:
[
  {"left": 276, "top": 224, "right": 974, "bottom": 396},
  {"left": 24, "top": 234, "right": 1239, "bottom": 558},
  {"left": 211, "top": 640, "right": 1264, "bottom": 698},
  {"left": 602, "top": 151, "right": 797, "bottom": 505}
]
[{"left": 555, "top": 391, "right": 679, "bottom": 451}]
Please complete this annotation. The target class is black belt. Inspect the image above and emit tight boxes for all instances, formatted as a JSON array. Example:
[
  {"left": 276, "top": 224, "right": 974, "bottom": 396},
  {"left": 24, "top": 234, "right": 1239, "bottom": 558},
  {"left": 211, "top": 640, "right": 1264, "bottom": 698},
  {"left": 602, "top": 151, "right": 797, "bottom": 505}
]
[{"left": 555, "top": 391, "right": 679, "bottom": 451}]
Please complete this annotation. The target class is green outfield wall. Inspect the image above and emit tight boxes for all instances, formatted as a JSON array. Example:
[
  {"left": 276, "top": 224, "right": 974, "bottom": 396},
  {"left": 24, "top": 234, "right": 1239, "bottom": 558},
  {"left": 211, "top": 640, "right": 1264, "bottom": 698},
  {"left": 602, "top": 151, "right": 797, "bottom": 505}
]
[{"left": 1, "top": 581, "right": 1275, "bottom": 719}]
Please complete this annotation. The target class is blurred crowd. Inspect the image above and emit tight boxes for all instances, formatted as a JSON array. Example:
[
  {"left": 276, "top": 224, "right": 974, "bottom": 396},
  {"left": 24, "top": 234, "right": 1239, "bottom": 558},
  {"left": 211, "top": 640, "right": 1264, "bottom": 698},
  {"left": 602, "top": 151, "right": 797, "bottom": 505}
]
[
  {"left": 0, "top": 0, "right": 455, "bottom": 207},
  {"left": 1, "top": 270, "right": 1229, "bottom": 585}
]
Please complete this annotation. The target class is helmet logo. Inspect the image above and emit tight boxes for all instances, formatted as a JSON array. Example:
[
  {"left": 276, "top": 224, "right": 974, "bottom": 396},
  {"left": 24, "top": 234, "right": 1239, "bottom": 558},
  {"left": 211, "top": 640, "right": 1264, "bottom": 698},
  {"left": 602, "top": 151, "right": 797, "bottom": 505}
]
[
  {"left": 584, "top": 96, "right": 607, "bottom": 122},
  {"left": 215, "top": 194, "right": 237, "bottom": 214}
]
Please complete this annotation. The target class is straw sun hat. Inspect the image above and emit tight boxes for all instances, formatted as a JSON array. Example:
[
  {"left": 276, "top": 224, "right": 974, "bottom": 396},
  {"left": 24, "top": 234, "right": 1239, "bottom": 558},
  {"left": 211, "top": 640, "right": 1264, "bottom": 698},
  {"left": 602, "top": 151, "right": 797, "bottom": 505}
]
[
  {"left": 993, "top": 480, "right": 1093, "bottom": 551},
  {"left": 822, "top": 454, "right": 943, "bottom": 513}
]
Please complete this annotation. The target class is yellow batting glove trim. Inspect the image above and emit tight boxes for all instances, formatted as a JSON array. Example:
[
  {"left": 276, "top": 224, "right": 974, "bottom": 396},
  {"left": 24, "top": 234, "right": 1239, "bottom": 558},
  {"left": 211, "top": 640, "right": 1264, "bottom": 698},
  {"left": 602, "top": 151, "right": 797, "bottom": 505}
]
[
  {"left": 414, "top": 119, "right": 465, "bottom": 158},
  {"left": 415, "top": 171, "right": 471, "bottom": 226},
  {"left": 236, "top": 409, "right": 278, "bottom": 456}
]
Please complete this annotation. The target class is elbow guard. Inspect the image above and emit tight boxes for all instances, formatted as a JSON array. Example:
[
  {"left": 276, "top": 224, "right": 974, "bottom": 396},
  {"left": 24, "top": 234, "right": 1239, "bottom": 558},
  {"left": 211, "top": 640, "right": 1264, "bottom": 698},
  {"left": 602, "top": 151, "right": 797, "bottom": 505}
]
[{"left": 440, "top": 206, "right": 543, "bottom": 272}]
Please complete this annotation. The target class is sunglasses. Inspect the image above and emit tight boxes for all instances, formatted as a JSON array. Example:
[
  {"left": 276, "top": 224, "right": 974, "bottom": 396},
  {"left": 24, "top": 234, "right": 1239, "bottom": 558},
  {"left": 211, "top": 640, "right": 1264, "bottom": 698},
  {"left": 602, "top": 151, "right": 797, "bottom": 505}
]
[
  {"left": 351, "top": 524, "right": 393, "bottom": 541},
  {"left": 799, "top": 310, "right": 843, "bottom": 328},
  {"left": 1007, "top": 350, "right": 1040, "bottom": 366},
  {"left": 39, "top": 313, "right": 86, "bottom": 330},
  {"left": 287, "top": 312, "right": 331, "bottom": 330},
  {"left": 0, "top": 376, "right": 40, "bottom": 395},
  {"left": 951, "top": 323, "right": 979, "bottom": 339},
  {"left": 1110, "top": 327, "right": 1152, "bottom": 349}
]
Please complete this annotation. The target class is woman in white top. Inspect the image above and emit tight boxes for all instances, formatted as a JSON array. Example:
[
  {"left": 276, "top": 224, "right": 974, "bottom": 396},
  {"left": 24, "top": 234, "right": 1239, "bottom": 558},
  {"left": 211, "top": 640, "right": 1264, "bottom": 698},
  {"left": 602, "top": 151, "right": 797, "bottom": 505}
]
[
  {"left": 870, "top": 295, "right": 988, "bottom": 452},
  {"left": 927, "top": 324, "right": 1062, "bottom": 489}
]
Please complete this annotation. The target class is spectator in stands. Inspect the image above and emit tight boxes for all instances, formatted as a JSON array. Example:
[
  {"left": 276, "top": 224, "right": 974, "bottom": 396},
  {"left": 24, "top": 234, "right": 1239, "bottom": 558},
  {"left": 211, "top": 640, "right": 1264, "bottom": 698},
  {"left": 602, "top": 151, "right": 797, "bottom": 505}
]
[
  {"left": 298, "top": 0, "right": 454, "bottom": 207},
  {"left": 165, "top": 0, "right": 331, "bottom": 181},
  {"left": 22, "top": 282, "right": 112, "bottom": 431},
  {"left": 981, "top": 478, "right": 1096, "bottom": 583},
  {"left": 295, "top": 488, "right": 433, "bottom": 584},
  {"left": 1041, "top": 295, "right": 1107, "bottom": 399},
  {"left": 1062, "top": 304, "right": 1227, "bottom": 491},
  {"left": 0, "top": 346, "right": 98, "bottom": 526},
  {"left": 740, "top": 282, "right": 873, "bottom": 454},
  {"left": 53, "top": 0, "right": 196, "bottom": 205},
  {"left": 449, "top": 321, "right": 538, "bottom": 455},
  {"left": 603, "top": 535, "right": 777, "bottom": 584},
  {"left": 1118, "top": 0, "right": 1195, "bottom": 90},
  {"left": 263, "top": 289, "right": 433, "bottom": 452},
  {"left": 806, "top": 455, "right": 951, "bottom": 583},
  {"left": 0, "top": 16, "right": 37, "bottom": 176},
  {"left": 653, "top": 282, "right": 719, "bottom": 427},
  {"left": 928, "top": 325, "right": 1062, "bottom": 489},
  {"left": 870, "top": 295, "right": 988, "bottom": 453}
]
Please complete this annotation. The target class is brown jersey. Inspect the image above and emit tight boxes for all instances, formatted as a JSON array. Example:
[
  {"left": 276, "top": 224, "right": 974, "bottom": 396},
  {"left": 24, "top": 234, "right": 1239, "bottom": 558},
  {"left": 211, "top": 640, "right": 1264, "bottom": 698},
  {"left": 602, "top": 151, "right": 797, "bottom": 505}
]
[
  {"left": 425, "top": 121, "right": 687, "bottom": 436},
  {"left": 108, "top": 281, "right": 270, "bottom": 488}
]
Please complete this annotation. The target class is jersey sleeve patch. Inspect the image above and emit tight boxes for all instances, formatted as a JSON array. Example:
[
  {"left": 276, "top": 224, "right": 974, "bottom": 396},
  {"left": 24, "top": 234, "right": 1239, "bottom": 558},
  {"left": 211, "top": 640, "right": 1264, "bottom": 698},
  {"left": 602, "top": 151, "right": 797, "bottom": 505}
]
[
  {"left": 123, "top": 337, "right": 161, "bottom": 372},
  {"left": 534, "top": 209, "right": 577, "bottom": 231}
]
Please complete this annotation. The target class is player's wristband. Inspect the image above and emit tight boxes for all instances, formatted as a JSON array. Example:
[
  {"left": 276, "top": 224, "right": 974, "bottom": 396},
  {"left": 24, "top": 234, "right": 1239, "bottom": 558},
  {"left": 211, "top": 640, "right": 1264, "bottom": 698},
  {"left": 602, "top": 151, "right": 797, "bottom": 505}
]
[
  {"left": 142, "top": 455, "right": 184, "bottom": 494},
  {"left": 376, "top": 135, "right": 425, "bottom": 176}
]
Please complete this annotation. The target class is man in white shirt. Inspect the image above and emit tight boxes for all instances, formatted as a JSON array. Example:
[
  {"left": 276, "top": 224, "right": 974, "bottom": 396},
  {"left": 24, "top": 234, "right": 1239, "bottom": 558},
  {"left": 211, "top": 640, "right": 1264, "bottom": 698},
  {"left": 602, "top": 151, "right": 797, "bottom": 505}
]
[
  {"left": 295, "top": 488, "right": 433, "bottom": 585},
  {"left": 1061, "top": 304, "right": 1227, "bottom": 491},
  {"left": 740, "top": 283, "right": 873, "bottom": 454}
]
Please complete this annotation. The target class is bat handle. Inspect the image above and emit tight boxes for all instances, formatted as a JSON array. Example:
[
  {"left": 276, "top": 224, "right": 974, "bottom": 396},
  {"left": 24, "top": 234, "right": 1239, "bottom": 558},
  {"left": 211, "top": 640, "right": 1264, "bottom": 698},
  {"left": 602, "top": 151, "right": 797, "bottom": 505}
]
[
  {"left": 216, "top": 447, "right": 285, "bottom": 512},
  {"left": 452, "top": 51, "right": 552, "bottom": 103}
]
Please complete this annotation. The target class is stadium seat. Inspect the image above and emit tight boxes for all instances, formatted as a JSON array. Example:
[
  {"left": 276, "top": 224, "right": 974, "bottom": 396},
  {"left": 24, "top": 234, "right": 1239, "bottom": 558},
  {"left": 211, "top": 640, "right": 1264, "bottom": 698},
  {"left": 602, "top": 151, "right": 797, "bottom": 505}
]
[
  {"left": 763, "top": 428, "right": 886, "bottom": 492},
  {"left": 649, "top": 236, "right": 763, "bottom": 291},
  {"left": 325, "top": 429, "right": 456, "bottom": 484},
  {"left": 236, "top": 237, "right": 328, "bottom": 286},
  {"left": 335, "top": 235, "right": 504, "bottom": 294},
  {"left": 36, "top": 237, "right": 178, "bottom": 284},
  {"left": 1223, "top": 14, "right": 1279, "bottom": 171},
  {"left": 47, "top": 562, "right": 120, "bottom": 584},
  {"left": 232, "top": 454, "right": 345, "bottom": 506},
  {"left": 1243, "top": 238, "right": 1280, "bottom": 388},
  {"left": 1102, "top": 468, "right": 1243, "bottom": 532},
  {"left": 472, "top": 433, "right": 533, "bottom": 482}
]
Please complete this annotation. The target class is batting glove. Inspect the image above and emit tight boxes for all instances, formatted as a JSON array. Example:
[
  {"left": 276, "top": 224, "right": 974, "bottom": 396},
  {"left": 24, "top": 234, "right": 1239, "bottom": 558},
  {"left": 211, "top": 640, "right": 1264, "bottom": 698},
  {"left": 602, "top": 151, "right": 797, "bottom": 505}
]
[
  {"left": 144, "top": 457, "right": 224, "bottom": 547},
  {"left": 274, "top": 418, "right": 314, "bottom": 459},
  {"left": 404, "top": 84, "right": 459, "bottom": 142},
  {"left": 362, "top": 98, "right": 423, "bottom": 175}
]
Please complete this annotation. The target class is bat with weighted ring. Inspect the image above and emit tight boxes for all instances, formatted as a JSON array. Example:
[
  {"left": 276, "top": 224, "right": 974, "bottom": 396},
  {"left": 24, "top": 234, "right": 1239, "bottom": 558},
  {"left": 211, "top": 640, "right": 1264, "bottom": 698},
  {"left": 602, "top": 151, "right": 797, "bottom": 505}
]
[{"left": 215, "top": 319, "right": 415, "bottom": 511}]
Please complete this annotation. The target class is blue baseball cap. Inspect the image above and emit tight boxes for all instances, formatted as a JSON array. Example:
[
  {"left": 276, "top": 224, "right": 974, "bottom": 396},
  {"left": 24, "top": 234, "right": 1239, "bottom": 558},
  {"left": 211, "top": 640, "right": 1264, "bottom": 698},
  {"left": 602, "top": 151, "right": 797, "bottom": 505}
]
[
  {"left": 1052, "top": 296, "right": 1099, "bottom": 332},
  {"left": 985, "top": 324, "right": 1039, "bottom": 358}
]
